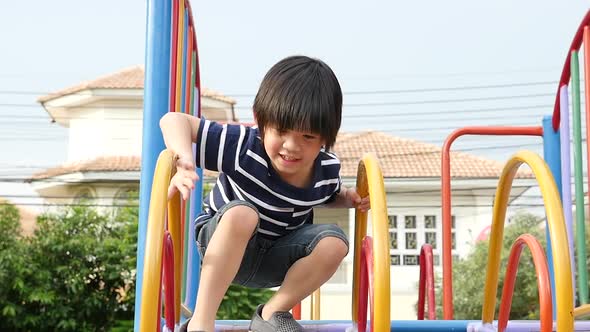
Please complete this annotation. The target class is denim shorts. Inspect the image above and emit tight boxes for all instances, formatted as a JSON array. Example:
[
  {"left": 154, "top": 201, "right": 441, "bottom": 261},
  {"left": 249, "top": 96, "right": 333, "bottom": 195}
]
[{"left": 195, "top": 200, "right": 349, "bottom": 288}]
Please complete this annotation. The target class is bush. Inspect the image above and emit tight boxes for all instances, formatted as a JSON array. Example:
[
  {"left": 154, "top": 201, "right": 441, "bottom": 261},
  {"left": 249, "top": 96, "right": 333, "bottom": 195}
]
[
  {"left": 217, "top": 284, "right": 274, "bottom": 319},
  {"left": 436, "top": 212, "right": 547, "bottom": 320},
  {"left": 0, "top": 202, "right": 137, "bottom": 331}
]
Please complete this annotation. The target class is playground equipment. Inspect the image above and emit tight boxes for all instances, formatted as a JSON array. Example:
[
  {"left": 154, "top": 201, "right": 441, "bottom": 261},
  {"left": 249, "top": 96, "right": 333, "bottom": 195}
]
[{"left": 134, "top": 1, "right": 590, "bottom": 331}]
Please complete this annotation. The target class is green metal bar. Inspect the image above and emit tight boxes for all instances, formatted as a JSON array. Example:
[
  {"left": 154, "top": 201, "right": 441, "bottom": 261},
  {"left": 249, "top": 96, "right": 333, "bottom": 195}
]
[{"left": 571, "top": 50, "right": 588, "bottom": 304}]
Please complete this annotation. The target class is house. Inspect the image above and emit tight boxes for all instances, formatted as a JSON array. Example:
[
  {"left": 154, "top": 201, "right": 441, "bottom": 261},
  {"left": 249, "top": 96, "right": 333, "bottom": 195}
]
[{"left": 29, "top": 66, "right": 537, "bottom": 320}]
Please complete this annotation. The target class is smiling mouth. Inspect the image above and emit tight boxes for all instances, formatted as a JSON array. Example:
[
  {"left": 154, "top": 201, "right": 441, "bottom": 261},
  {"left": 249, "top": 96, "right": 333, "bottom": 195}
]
[{"left": 280, "top": 154, "right": 299, "bottom": 161}]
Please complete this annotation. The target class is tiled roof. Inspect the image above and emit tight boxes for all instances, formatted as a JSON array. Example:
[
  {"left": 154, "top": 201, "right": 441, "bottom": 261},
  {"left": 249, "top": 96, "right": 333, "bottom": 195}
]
[
  {"left": 30, "top": 156, "right": 141, "bottom": 180},
  {"left": 30, "top": 131, "right": 532, "bottom": 181},
  {"left": 334, "top": 131, "right": 531, "bottom": 178},
  {"left": 37, "top": 65, "right": 236, "bottom": 104}
]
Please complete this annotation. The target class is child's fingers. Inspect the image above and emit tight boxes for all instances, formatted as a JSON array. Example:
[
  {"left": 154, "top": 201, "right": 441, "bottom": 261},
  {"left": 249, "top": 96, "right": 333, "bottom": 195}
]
[
  {"left": 182, "top": 177, "right": 195, "bottom": 190},
  {"left": 168, "top": 185, "right": 178, "bottom": 200}
]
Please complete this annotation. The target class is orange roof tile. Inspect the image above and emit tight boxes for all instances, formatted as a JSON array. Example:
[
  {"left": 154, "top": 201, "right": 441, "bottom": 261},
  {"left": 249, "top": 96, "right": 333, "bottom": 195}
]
[
  {"left": 30, "top": 131, "right": 532, "bottom": 181},
  {"left": 37, "top": 65, "right": 236, "bottom": 105},
  {"left": 334, "top": 131, "right": 531, "bottom": 178}
]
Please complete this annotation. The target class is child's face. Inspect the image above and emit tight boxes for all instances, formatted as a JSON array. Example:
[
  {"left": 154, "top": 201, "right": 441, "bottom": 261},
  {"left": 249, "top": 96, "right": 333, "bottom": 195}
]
[{"left": 262, "top": 126, "right": 325, "bottom": 187}]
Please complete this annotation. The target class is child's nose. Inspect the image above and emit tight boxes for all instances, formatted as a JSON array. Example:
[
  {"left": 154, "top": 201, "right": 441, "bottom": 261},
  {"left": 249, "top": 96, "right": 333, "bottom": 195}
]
[{"left": 282, "top": 136, "right": 301, "bottom": 151}]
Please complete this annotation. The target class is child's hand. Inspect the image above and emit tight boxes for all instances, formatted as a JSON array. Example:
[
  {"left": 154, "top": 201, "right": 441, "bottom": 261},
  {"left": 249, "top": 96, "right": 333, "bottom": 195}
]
[
  {"left": 168, "top": 155, "right": 199, "bottom": 200},
  {"left": 346, "top": 188, "right": 370, "bottom": 212}
]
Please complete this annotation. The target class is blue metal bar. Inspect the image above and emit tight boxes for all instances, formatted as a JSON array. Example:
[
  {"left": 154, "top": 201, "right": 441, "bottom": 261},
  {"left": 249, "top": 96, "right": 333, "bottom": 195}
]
[{"left": 134, "top": 0, "right": 172, "bottom": 330}]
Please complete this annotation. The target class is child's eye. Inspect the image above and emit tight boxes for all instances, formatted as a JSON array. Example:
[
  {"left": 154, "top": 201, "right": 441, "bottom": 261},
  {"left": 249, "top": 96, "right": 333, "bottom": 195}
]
[{"left": 303, "top": 135, "right": 317, "bottom": 140}]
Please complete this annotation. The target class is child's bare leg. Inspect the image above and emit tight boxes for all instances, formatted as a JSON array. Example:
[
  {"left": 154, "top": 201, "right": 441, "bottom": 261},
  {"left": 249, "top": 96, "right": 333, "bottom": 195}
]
[
  {"left": 188, "top": 206, "right": 258, "bottom": 331},
  {"left": 261, "top": 236, "right": 348, "bottom": 319}
]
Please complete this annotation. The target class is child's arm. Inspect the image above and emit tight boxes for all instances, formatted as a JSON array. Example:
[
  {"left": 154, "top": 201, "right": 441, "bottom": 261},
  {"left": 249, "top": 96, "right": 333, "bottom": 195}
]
[
  {"left": 324, "top": 186, "right": 370, "bottom": 212},
  {"left": 159, "top": 112, "right": 201, "bottom": 200}
]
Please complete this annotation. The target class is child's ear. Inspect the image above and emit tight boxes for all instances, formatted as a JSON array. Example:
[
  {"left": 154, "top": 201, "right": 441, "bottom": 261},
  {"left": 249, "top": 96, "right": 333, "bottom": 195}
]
[{"left": 253, "top": 111, "right": 258, "bottom": 125}]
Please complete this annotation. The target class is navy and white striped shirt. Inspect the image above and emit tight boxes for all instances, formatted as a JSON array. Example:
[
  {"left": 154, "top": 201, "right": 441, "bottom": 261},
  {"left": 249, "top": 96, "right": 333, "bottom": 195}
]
[{"left": 194, "top": 118, "right": 342, "bottom": 238}]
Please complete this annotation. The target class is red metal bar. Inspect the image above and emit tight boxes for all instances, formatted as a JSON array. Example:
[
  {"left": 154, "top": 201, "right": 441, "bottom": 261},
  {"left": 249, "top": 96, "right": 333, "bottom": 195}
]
[
  {"left": 418, "top": 244, "right": 435, "bottom": 320},
  {"left": 184, "top": 0, "right": 201, "bottom": 118},
  {"left": 441, "top": 126, "right": 544, "bottom": 319},
  {"left": 497, "top": 234, "right": 551, "bottom": 332},
  {"left": 169, "top": 0, "right": 180, "bottom": 113},
  {"left": 180, "top": 199, "right": 186, "bottom": 267},
  {"left": 584, "top": 27, "right": 590, "bottom": 249},
  {"left": 157, "top": 239, "right": 164, "bottom": 332},
  {"left": 164, "top": 232, "right": 175, "bottom": 330},
  {"left": 357, "top": 237, "right": 374, "bottom": 332},
  {"left": 552, "top": 10, "right": 590, "bottom": 131}
]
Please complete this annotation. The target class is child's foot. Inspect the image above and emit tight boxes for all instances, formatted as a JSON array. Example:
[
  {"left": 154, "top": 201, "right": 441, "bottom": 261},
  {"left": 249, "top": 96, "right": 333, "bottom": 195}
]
[
  {"left": 179, "top": 319, "right": 207, "bottom": 332},
  {"left": 249, "top": 304, "right": 304, "bottom": 332}
]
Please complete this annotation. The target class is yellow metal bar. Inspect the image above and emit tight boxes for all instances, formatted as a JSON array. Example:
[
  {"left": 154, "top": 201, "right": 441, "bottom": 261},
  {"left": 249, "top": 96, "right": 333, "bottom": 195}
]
[
  {"left": 480, "top": 150, "right": 573, "bottom": 331},
  {"left": 168, "top": 190, "right": 182, "bottom": 323},
  {"left": 311, "top": 288, "right": 321, "bottom": 320},
  {"left": 573, "top": 304, "right": 590, "bottom": 318},
  {"left": 139, "top": 149, "right": 175, "bottom": 332},
  {"left": 351, "top": 154, "right": 390, "bottom": 332}
]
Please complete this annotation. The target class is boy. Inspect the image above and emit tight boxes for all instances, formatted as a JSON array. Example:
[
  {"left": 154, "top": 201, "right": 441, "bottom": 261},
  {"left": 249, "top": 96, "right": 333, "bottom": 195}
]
[{"left": 160, "top": 55, "right": 370, "bottom": 332}]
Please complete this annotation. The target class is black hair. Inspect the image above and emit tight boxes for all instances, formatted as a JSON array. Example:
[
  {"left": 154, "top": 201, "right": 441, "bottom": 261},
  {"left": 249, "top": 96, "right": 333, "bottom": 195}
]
[{"left": 253, "top": 55, "right": 343, "bottom": 150}]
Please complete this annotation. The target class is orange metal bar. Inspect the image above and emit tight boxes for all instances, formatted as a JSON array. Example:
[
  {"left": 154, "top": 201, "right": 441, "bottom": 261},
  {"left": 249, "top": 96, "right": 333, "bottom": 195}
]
[
  {"left": 497, "top": 234, "right": 551, "bottom": 332},
  {"left": 418, "top": 244, "right": 435, "bottom": 320},
  {"left": 441, "top": 126, "right": 543, "bottom": 319},
  {"left": 184, "top": 25, "right": 193, "bottom": 114},
  {"left": 292, "top": 303, "right": 301, "bottom": 320},
  {"left": 551, "top": 10, "right": 590, "bottom": 131},
  {"left": 168, "top": 0, "right": 179, "bottom": 113}
]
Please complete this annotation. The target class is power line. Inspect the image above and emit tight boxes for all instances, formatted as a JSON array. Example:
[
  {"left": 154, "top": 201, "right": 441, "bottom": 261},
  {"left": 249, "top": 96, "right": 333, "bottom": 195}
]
[
  {"left": 0, "top": 80, "right": 563, "bottom": 98},
  {"left": 1, "top": 103, "right": 573, "bottom": 123},
  {"left": 0, "top": 92, "right": 567, "bottom": 111},
  {"left": 228, "top": 80, "right": 561, "bottom": 97}
]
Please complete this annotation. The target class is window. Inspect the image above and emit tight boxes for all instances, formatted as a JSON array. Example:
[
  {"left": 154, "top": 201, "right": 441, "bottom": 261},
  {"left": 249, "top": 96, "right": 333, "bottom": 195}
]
[
  {"left": 387, "top": 212, "right": 458, "bottom": 267},
  {"left": 389, "top": 231, "right": 398, "bottom": 249},
  {"left": 425, "top": 232, "right": 437, "bottom": 249},
  {"left": 388, "top": 215, "right": 397, "bottom": 229},
  {"left": 113, "top": 188, "right": 139, "bottom": 219},
  {"left": 433, "top": 255, "right": 440, "bottom": 266},
  {"left": 405, "top": 215, "right": 416, "bottom": 229},
  {"left": 405, "top": 232, "right": 417, "bottom": 249},
  {"left": 424, "top": 215, "right": 436, "bottom": 228},
  {"left": 74, "top": 187, "right": 95, "bottom": 203},
  {"left": 403, "top": 255, "right": 419, "bottom": 266}
]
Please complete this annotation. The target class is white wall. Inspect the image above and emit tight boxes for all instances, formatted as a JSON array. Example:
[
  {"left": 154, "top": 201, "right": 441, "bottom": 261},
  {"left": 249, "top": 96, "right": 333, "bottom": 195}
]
[{"left": 65, "top": 95, "right": 233, "bottom": 161}]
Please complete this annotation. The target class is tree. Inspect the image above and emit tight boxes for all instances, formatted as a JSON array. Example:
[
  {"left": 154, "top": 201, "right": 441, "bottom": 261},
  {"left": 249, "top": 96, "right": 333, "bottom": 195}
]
[
  {"left": 439, "top": 212, "right": 547, "bottom": 320},
  {"left": 0, "top": 203, "right": 31, "bottom": 329},
  {"left": 0, "top": 201, "right": 137, "bottom": 332}
]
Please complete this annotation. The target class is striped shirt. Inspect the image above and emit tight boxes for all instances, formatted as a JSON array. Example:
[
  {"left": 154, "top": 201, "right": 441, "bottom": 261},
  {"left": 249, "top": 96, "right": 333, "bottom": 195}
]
[{"left": 194, "top": 118, "right": 342, "bottom": 238}]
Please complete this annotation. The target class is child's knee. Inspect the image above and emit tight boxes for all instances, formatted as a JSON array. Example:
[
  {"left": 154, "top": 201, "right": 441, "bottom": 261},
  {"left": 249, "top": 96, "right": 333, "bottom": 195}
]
[
  {"left": 314, "top": 237, "right": 348, "bottom": 263},
  {"left": 219, "top": 205, "right": 259, "bottom": 237}
]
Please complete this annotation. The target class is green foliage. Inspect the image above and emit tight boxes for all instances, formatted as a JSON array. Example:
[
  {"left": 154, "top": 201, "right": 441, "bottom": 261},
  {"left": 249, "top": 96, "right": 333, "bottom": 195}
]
[
  {"left": 0, "top": 203, "right": 30, "bottom": 329},
  {"left": 217, "top": 284, "right": 274, "bottom": 319},
  {"left": 437, "top": 212, "right": 546, "bottom": 320},
  {"left": 0, "top": 199, "right": 138, "bottom": 331}
]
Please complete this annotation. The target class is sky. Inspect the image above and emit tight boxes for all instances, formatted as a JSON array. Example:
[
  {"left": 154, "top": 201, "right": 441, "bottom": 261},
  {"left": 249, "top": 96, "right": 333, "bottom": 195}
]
[{"left": 1, "top": 1, "right": 589, "bottom": 209}]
